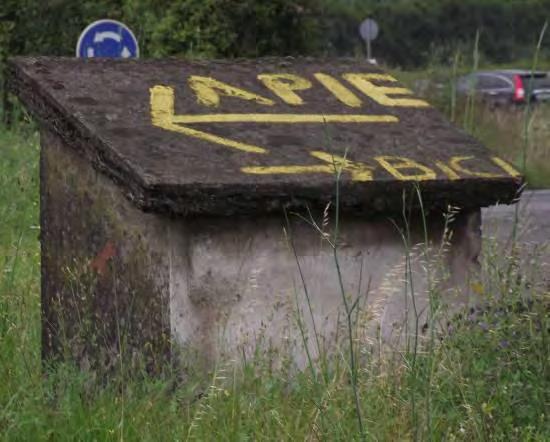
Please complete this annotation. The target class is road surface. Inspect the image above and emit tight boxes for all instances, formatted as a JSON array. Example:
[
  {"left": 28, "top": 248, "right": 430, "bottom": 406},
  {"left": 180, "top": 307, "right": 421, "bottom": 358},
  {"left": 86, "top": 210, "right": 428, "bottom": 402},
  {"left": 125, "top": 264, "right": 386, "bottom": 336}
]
[
  {"left": 482, "top": 189, "right": 550, "bottom": 245},
  {"left": 482, "top": 189, "right": 550, "bottom": 278}
]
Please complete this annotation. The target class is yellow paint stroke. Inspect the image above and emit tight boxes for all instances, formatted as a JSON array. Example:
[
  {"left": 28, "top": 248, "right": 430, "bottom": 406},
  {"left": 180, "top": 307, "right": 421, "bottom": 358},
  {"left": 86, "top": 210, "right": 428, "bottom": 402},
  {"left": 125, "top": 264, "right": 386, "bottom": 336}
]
[
  {"left": 244, "top": 164, "right": 333, "bottom": 175},
  {"left": 491, "top": 157, "right": 522, "bottom": 177},
  {"left": 374, "top": 156, "right": 437, "bottom": 181},
  {"left": 171, "top": 114, "right": 398, "bottom": 124},
  {"left": 258, "top": 74, "right": 312, "bottom": 105},
  {"left": 151, "top": 84, "right": 399, "bottom": 153},
  {"left": 343, "top": 73, "right": 430, "bottom": 108},
  {"left": 313, "top": 73, "right": 363, "bottom": 108},
  {"left": 449, "top": 156, "right": 504, "bottom": 178},
  {"left": 436, "top": 156, "right": 521, "bottom": 180},
  {"left": 150, "top": 85, "right": 268, "bottom": 154},
  {"left": 312, "top": 151, "right": 374, "bottom": 181},
  {"left": 242, "top": 151, "right": 374, "bottom": 181},
  {"left": 435, "top": 160, "right": 461, "bottom": 180},
  {"left": 188, "top": 75, "right": 275, "bottom": 107}
]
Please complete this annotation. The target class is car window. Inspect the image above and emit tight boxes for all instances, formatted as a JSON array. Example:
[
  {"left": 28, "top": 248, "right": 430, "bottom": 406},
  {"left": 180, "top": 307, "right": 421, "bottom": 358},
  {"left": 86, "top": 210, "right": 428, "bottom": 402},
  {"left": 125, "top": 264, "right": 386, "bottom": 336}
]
[
  {"left": 520, "top": 73, "right": 547, "bottom": 79},
  {"left": 477, "top": 75, "right": 509, "bottom": 89},
  {"left": 476, "top": 76, "right": 493, "bottom": 89},
  {"left": 523, "top": 76, "right": 550, "bottom": 89}
]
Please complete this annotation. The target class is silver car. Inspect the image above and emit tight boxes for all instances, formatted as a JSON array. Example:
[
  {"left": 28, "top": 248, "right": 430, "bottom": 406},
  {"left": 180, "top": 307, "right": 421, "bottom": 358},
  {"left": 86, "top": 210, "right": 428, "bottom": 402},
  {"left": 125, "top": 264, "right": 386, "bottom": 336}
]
[{"left": 457, "top": 70, "right": 550, "bottom": 105}]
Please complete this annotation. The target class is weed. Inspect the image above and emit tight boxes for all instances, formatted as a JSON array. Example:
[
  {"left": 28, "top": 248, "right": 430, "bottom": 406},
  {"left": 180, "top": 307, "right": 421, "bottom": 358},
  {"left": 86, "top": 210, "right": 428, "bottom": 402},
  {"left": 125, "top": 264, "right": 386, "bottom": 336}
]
[{"left": 0, "top": 78, "right": 548, "bottom": 440}]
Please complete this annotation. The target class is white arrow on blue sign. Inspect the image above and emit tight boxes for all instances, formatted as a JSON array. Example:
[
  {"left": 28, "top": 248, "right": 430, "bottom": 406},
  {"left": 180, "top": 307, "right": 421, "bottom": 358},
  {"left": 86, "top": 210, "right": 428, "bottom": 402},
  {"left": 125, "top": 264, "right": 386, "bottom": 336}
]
[{"left": 76, "top": 19, "right": 139, "bottom": 59}]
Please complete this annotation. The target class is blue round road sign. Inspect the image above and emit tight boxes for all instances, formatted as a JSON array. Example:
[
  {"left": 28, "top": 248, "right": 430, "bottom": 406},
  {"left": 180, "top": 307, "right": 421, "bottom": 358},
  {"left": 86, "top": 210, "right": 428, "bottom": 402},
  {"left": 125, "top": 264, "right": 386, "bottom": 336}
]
[{"left": 76, "top": 19, "right": 139, "bottom": 58}]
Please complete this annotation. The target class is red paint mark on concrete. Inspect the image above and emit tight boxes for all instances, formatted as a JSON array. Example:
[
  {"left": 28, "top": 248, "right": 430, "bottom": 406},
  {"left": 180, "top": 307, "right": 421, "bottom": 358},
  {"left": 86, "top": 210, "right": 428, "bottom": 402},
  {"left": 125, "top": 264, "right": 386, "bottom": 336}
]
[{"left": 91, "top": 241, "right": 116, "bottom": 275}]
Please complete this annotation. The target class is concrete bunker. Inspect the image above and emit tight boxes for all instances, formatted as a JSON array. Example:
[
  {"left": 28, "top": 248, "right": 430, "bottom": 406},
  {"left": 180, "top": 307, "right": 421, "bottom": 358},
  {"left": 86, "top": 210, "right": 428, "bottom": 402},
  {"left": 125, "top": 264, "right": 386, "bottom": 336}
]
[{"left": 9, "top": 57, "right": 522, "bottom": 371}]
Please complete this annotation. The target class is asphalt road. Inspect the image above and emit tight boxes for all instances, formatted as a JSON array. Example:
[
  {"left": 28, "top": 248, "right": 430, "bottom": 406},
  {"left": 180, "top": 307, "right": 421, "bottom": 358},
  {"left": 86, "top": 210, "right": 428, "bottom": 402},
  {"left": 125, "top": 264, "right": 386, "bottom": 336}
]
[
  {"left": 482, "top": 189, "right": 550, "bottom": 244},
  {"left": 482, "top": 189, "right": 550, "bottom": 272}
]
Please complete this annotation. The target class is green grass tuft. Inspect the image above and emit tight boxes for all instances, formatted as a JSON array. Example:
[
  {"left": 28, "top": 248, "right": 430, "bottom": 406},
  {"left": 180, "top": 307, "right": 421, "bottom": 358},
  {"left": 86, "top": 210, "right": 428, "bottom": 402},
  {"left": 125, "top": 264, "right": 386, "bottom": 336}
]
[{"left": 0, "top": 122, "right": 548, "bottom": 440}]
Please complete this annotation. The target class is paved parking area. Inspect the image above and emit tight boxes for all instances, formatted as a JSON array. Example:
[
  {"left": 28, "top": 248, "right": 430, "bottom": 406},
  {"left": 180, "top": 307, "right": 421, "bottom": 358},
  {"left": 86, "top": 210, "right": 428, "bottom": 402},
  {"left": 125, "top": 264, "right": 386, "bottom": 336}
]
[
  {"left": 482, "top": 190, "right": 550, "bottom": 244},
  {"left": 482, "top": 190, "right": 550, "bottom": 270}
]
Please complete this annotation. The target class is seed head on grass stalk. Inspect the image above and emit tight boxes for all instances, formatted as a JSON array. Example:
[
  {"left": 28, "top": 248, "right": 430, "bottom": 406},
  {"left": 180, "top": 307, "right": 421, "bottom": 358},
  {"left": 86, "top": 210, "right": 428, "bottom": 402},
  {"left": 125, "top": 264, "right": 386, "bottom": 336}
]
[
  {"left": 317, "top": 122, "right": 366, "bottom": 440},
  {"left": 281, "top": 216, "right": 323, "bottom": 381},
  {"left": 513, "top": 21, "right": 548, "bottom": 251},
  {"left": 464, "top": 30, "right": 481, "bottom": 134}
]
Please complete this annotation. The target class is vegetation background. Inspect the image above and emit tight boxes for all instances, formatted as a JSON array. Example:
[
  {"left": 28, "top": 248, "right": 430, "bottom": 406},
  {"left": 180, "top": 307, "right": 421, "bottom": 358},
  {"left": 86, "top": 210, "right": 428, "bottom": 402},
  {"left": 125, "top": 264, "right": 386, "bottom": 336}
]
[
  {"left": 2, "top": 0, "right": 550, "bottom": 63},
  {"left": 2, "top": 0, "right": 550, "bottom": 185},
  {"left": 0, "top": 0, "right": 549, "bottom": 440}
]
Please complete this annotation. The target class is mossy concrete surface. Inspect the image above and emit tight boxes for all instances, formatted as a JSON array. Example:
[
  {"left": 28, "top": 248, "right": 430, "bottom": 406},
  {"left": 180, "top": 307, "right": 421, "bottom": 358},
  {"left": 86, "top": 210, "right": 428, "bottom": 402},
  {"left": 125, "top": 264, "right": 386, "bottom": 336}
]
[
  {"left": 41, "top": 129, "right": 171, "bottom": 372},
  {"left": 8, "top": 56, "right": 509, "bottom": 371},
  {"left": 41, "top": 129, "right": 482, "bottom": 370}
]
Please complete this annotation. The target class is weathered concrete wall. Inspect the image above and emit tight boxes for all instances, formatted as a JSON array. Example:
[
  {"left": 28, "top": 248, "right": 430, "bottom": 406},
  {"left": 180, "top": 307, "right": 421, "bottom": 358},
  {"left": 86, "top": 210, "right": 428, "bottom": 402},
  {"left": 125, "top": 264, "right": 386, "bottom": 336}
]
[
  {"left": 42, "top": 128, "right": 481, "bottom": 370},
  {"left": 41, "top": 128, "right": 172, "bottom": 372},
  {"left": 175, "top": 210, "right": 481, "bottom": 363}
]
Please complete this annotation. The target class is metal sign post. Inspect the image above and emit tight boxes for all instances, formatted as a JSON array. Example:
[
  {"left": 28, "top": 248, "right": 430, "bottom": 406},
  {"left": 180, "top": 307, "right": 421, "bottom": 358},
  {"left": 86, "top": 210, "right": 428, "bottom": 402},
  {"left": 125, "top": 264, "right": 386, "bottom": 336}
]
[{"left": 359, "top": 18, "right": 379, "bottom": 63}]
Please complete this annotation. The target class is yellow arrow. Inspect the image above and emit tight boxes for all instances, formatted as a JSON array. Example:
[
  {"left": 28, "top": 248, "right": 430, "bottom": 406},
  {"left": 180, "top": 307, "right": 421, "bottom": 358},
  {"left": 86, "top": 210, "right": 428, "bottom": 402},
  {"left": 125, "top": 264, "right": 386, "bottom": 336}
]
[
  {"left": 151, "top": 85, "right": 268, "bottom": 153},
  {"left": 150, "top": 85, "right": 398, "bottom": 154},
  {"left": 242, "top": 151, "right": 374, "bottom": 181}
]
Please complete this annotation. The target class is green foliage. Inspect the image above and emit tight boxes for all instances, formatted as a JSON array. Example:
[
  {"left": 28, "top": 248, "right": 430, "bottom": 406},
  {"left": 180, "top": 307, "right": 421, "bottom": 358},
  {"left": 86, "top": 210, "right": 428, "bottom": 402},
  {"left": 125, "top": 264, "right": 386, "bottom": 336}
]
[
  {"left": 393, "top": 64, "right": 550, "bottom": 188},
  {"left": 0, "top": 123, "right": 548, "bottom": 440},
  {"left": 1, "top": 0, "right": 549, "bottom": 122},
  {"left": 135, "top": 0, "right": 321, "bottom": 58},
  {"left": 0, "top": 0, "right": 122, "bottom": 57},
  {"left": 2, "top": 0, "right": 549, "bottom": 66},
  {"left": 0, "top": 0, "right": 319, "bottom": 61},
  {"left": 0, "top": 0, "right": 320, "bottom": 121},
  {"left": 319, "top": 0, "right": 550, "bottom": 66}
]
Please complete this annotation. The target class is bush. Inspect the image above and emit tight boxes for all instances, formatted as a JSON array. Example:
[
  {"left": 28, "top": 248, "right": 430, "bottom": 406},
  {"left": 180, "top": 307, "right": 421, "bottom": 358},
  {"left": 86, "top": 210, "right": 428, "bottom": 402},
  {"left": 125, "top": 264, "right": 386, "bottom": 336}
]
[
  {"left": 2, "top": 0, "right": 550, "bottom": 122},
  {"left": 0, "top": 0, "right": 320, "bottom": 122},
  {"left": 134, "top": 0, "right": 321, "bottom": 58},
  {"left": 319, "top": 0, "right": 550, "bottom": 67}
]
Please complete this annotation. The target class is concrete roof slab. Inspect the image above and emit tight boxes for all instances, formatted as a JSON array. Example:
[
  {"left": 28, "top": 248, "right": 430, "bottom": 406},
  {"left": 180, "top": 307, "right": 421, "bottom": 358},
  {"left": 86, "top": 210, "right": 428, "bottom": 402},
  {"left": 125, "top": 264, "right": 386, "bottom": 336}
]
[{"left": 8, "top": 57, "right": 522, "bottom": 216}]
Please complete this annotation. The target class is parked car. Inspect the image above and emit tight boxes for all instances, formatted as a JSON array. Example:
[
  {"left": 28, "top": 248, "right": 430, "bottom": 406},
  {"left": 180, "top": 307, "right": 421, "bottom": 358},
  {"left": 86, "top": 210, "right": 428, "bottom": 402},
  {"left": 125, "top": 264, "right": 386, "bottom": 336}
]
[{"left": 457, "top": 70, "right": 550, "bottom": 105}]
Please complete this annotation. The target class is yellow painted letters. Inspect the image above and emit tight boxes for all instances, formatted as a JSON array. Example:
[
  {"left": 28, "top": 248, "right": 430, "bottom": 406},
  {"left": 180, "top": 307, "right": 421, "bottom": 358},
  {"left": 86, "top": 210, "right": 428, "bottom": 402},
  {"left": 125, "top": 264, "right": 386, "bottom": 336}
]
[
  {"left": 188, "top": 76, "right": 275, "bottom": 107},
  {"left": 435, "top": 161, "right": 461, "bottom": 180},
  {"left": 150, "top": 85, "right": 268, "bottom": 153},
  {"left": 150, "top": 84, "right": 175, "bottom": 127},
  {"left": 242, "top": 151, "right": 374, "bottom": 182},
  {"left": 491, "top": 157, "right": 522, "bottom": 177},
  {"left": 449, "top": 156, "right": 503, "bottom": 178},
  {"left": 258, "top": 74, "right": 312, "bottom": 105},
  {"left": 310, "top": 151, "right": 374, "bottom": 181},
  {"left": 375, "top": 156, "right": 437, "bottom": 180},
  {"left": 313, "top": 73, "right": 363, "bottom": 108},
  {"left": 343, "top": 73, "right": 430, "bottom": 108}
]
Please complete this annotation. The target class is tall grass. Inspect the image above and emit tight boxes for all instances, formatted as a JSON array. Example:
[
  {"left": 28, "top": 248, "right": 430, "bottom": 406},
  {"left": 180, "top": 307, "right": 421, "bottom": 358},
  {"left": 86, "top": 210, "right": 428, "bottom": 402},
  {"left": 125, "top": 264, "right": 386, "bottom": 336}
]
[
  {"left": 0, "top": 122, "right": 548, "bottom": 440},
  {"left": 392, "top": 27, "right": 550, "bottom": 189},
  {"left": 2, "top": 31, "right": 550, "bottom": 437}
]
